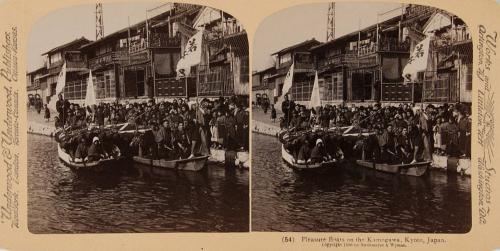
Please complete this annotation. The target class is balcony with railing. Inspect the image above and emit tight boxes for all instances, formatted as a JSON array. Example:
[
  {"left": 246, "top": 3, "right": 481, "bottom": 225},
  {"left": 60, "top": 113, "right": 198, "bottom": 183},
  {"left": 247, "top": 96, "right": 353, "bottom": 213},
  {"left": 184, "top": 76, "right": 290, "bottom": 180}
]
[
  {"left": 149, "top": 33, "right": 181, "bottom": 48},
  {"left": 205, "top": 18, "right": 245, "bottom": 42},
  {"left": 378, "top": 37, "right": 410, "bottom": 52},
  {"left": 66, "top": 60, "right": 87, "bottom": 70},
  {"left": 293, "top": 52, "right": 314, "bottom": 72},
  {"left": 317, "top": 54, "right": 345, "bottom": 72},
  {"left": 404, "top": 4, "right": 435, "bottom": 20},
  {"left": 48, "top": 60, "right": 64, "bottom": 70},
  {"left": 197, "top": 65, "right": 234, "bottom": 97},
  {"left": 88, "top": 51, "right": 129, "bottom": 69},
  {"left": 129, "top": 38, "right": 148, "bottom": 54},
  {"left": 173, "top": 3, "right": 200, "bottom": 14}
]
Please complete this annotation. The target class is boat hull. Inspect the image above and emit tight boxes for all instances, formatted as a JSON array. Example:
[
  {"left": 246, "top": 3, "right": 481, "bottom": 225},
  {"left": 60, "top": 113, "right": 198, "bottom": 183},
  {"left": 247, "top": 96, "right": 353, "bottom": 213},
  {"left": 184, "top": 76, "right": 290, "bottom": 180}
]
[
  {"left": 133, "top": 155, "right": 209, "bottom": 172},
  {"left": 281, "top": 144, "right": 341, "bottom": 172},
  {"left": 57, "top": 144, "right": 122, "bottom": 172},
  {"left": 355, "top": 159, "right": 430, "bottom": 177}
]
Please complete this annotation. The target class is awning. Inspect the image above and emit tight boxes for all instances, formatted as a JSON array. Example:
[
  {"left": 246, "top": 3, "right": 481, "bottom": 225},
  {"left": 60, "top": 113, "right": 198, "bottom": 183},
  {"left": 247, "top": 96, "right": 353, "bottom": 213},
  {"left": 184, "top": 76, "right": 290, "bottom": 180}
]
[
  {"left": 34, "top": 74, "right": 50, "bottom": 80},
  {"left": 176, "top": 22, "right": 198, "bottom": 37}
]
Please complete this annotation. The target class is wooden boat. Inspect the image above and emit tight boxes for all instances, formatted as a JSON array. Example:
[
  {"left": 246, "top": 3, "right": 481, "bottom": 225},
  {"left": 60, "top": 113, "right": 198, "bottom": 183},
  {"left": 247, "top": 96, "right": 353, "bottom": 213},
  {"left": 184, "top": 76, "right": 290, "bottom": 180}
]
[
  {"left": 133, "top": 155, "right": 209, "bottom": 172},
  {"left": 355, "top": 159, "right": 430, "bottom": 177},
  {"left": 57, "top": 144, "right": 122, "bottom": 172},
  {"left": 281, "top": 144, "right": 342, "bottom": 172}
]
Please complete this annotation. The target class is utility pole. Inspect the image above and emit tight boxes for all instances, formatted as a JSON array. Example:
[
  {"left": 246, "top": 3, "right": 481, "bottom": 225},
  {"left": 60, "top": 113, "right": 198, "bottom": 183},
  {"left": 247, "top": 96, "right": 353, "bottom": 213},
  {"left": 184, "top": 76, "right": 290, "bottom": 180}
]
[
  {"left": 95, "top": 3, "right": 104, "bottom": 40},
  {"left": 326, "top": 3, "right": 335, "bottom": 42}
]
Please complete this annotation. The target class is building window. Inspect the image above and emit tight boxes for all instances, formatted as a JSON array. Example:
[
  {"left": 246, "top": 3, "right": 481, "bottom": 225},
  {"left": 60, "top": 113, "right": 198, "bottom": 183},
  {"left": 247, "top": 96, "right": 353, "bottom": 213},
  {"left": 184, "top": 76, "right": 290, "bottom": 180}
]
[
  {"left": 291, "top": 76, "right": 313, "bottom": 101},
  {"left": 94, "top": 70, "right": 116, "bottom": 99},
  {"left": 279, "top": 53, "right": 291, "bottom": 66},
  {"left": 63, "top": 79, "right": 87, "bottom": 100},
  {"left": 321, "top": 73, "right": 343, "bottom": 101},
  {"left": 50, "top": 53, "right": 62, "bottom": 65}
]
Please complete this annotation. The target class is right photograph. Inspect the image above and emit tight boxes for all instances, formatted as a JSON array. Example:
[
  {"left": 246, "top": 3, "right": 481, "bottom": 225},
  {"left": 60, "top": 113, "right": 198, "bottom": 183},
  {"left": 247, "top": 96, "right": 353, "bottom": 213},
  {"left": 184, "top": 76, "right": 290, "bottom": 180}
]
[{"left": 252, "top": 3, "right": 472, "bottom": 232}]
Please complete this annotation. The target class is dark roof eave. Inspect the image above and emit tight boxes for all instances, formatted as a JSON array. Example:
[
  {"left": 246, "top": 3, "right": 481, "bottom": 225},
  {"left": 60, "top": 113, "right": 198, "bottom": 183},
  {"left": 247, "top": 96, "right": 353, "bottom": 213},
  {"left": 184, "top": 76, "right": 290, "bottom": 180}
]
[
  {"left": 27, "top": 65, "right": 47, "bottom": 75},
  {"left": 271, "top": 39, "right": 321, "bottom": 56},
  {"left": 253, "top": 66, "right": 276, "bottom": 75},
  {"left": 42, "top": 37, "right": 91, "bottom": 55},
  {"left": 81, "top": 10, "right": 182, "bottom": 50},
  {"left": 311, "top": 15, "right": 403, "bottom": 52}
]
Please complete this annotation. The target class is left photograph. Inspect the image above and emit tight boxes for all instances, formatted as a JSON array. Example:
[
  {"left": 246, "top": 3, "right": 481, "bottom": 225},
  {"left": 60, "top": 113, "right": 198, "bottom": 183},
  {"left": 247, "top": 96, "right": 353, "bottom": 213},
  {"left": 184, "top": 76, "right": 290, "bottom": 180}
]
[{"left": 26, "top": 2, "right": 249, "bottom": 233}]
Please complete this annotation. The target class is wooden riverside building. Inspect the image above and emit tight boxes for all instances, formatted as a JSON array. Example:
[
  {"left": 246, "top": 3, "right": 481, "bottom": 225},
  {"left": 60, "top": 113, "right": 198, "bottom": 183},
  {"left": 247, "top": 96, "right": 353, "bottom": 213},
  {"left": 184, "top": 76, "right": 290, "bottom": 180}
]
[
  {"left": 27, "top": 3, "right": 249, "bottom": 106},
  {"left": 253, "top": 4, "right": 472, "bottom": 106}
]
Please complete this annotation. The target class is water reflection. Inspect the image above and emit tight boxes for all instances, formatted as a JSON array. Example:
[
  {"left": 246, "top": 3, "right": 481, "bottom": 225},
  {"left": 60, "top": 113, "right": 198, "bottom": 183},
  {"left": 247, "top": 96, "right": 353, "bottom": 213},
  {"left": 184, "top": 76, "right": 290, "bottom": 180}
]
[
  {"left": 28, "top": 134, "right": 249, "bottom": 233},
  {"left": 252, "top": 133, "right": 471, "bottom": 233}
]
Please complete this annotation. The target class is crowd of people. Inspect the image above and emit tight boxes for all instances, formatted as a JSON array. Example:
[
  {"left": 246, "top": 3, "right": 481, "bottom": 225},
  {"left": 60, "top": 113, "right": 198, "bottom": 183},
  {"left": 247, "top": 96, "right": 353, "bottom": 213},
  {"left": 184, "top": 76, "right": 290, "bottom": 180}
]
[
  {"left": 50, "top": 94, "right": 249, "bottom": 162},
  {"left": 280, "top": 95, "right": 472, "bottom": 165}
]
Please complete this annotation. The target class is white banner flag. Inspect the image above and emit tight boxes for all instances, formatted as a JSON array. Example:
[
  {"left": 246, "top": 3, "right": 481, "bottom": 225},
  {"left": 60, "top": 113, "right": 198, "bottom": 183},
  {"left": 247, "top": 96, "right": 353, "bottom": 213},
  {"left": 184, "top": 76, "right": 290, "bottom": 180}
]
[
  {"left": 281, "top": 63, "right": 294, "bottom": 96},
  {"left": 176, "top": 30, "right": 204, "bottom": 78},
  {"left": 402, "top": 37, "right": 431, "bottom": 83},
  {"left": 84, "top": 69, "right": 96, "bottom": 107},
  {"left": 309, "top": 71, "right": 321, "bottom": 109},
  {"left": 48, "top": 62, "right": 67, "bottom": 111},
  {"left": 275, "top": 63, "right": 294, "bottom": 110}
]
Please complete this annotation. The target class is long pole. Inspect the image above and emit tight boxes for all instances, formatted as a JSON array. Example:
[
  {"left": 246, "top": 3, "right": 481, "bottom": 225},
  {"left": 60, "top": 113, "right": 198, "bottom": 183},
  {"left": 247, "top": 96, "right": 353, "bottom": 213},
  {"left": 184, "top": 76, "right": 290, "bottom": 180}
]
[
  {"left": 376, "top": 12, "right": 381, "bottom": 102},
  {"left": 146, "top": 9, "right": 155, "bottom": 99},
  {"left": 127, "top": 16, "right": 131, "bottom": 65}
]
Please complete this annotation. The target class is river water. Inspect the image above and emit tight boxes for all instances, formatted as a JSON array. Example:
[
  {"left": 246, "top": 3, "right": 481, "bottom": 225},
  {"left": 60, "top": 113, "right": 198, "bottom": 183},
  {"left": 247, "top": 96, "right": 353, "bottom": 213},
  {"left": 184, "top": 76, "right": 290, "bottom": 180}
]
[
  {"left": 28, "top": 134, "right": 249, "bottom": 233},
  {"left": 252, "top": 133, "right": 471, "bottom": 233}
]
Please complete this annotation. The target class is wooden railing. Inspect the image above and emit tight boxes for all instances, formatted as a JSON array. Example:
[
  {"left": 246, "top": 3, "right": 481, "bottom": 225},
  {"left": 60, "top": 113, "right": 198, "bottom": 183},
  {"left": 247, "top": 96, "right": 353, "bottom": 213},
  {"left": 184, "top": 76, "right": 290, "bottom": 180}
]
[
  {"left": 88, "top": 51, "right": 128, "bottom": 69},
  {"left": 149, "top": 33, "right": 181, "bottom": 48},
  {"left": 66, "top": 60, "right": 86, "bottom": 69},
  {"left": 378, "top": 38, "right": 410, "bottom": 52},
  {"left": 318, "top": 54, "right": 345, "bottom": 69},
  {"left": 197, "top": 65, "right": 234, "bottom": 97},
  {"left": 129, "top": 39, "right": 148, "bottom": 54}
]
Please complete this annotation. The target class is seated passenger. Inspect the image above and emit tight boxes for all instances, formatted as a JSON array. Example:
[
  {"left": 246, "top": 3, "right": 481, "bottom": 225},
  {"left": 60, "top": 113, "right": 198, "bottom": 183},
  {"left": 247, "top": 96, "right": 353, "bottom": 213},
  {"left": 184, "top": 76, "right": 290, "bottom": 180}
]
[
  {"left": 87, "top": 137, "right": 108, "bottom": 161},
  {"left": 310, "top": 138, "right": 331, "bottom": 164},
  {"left": 74, "top": 137, "right": 88, "bottom": 162},
  {"left": 296, "top": 139, "right": 311, "bottom": 164}
]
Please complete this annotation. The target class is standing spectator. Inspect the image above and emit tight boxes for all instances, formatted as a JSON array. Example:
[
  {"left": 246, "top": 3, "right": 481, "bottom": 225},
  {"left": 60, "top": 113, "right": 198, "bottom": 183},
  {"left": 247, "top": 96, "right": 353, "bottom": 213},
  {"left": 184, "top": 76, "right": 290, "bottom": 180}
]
[
  {"left": 95, "top": 106, "right": 105, "bottom": 126},
  {"left": 56, "top": 94, "right": 65, "bottom": 124},
  {"left": 457, "top": 110, "right": 471, "bottom": 157},
  {"left": 210, "top": 111, "right": 219, "bottom": 148},
  {"left": 44, "top": 104, "right": 50, "bottom": 122},
  {"left": 225, "top": 110, "right": 237, "bottom": 150},
  {"left": 216, "top": 110, "right": 226, "bottom": 149},
  {"left": 433, "top": 117, "right": 444, "bottom": 154},
  {"left": 235, "top": 104, "right": 248, "bottom": 150},
  {"left": 35, "top": 98, "right": 42, "bottom": 114},
  {"left": 281, "top": 94, "right": 294, "bottom": 127},
  {"left": 271, "top": 105, "right": 277, "bottom": 123}
]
